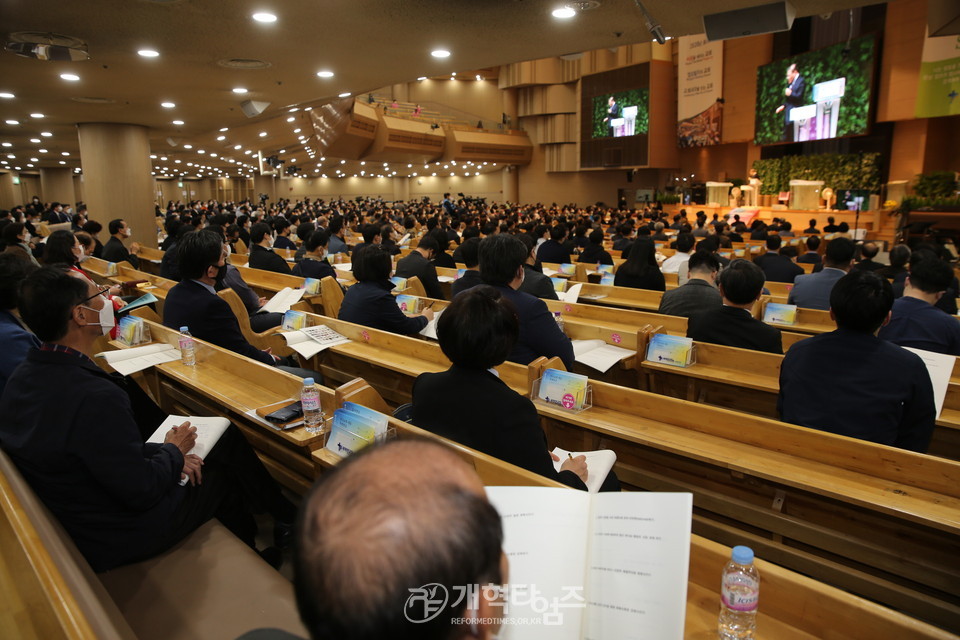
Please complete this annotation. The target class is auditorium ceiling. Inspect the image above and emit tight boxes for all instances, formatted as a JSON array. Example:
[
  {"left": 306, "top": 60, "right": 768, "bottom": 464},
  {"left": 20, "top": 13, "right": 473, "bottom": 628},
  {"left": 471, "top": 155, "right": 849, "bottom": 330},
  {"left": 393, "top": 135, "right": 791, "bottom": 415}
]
[{"left": 0, "top": 0, "right": 878, "bottom": 179}]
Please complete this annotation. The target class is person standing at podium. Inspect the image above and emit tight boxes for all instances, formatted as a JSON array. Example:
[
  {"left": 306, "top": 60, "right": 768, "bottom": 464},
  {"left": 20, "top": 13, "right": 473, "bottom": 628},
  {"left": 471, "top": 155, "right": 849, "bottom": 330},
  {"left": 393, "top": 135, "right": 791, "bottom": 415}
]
[
  {"left": 775, "top": 63, "right": 805, "bottom": 142},
  {"left": 602, "top": 95, "right": 621, "bottom": 137}
]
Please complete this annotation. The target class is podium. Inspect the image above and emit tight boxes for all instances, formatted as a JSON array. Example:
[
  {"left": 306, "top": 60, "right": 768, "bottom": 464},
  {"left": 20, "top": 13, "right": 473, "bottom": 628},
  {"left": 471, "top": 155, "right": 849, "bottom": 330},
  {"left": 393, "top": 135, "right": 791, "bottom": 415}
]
[
  {"left": 705, "top": 182, "right": 733, "bottom": 207},
  {"left": 789, "top": 180, "right": 824, "bottom": 210},
  {"left": 741, "top": 184, "right": 758, "bottom": 207}
]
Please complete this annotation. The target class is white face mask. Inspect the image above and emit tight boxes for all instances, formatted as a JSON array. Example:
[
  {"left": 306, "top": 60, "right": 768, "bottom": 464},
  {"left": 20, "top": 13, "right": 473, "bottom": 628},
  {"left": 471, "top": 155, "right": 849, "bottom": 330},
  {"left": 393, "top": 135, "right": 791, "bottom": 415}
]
[
  {"left": 23, "top": 232, "right": 31, "bottom": 243},
  {"left": 226, "top": 243, "right": 232, "bottom": 255},
  {"left": 78, "top": 253, "right": 90, "bottom": 263},
  {"left": 80, "top": 297, "right": 115, "bottom": 335},
  {"left": 124, "top": 227, "right": 132, "bottom": 237}
]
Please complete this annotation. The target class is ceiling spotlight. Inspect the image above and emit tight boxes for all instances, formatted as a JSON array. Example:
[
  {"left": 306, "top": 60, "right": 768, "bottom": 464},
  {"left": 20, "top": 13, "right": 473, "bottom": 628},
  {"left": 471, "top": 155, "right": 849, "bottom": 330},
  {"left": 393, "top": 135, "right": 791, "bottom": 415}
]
[
  {"left": 259, "top": 131, "right": 267, "bottom": 137},
  {"left": 5, "top": 120, "right": 19, "bottom": 125},
  {"left": 183, "top": 144, "right": 193, "bottom": 149},
  {"left": 431, "top": 49, "right": 451, "bottom": 58},
  {"left": 219, "top": 127, "right": 229, "bottom": 132},
  {"left": 633, "top": 0, "right": 667, "bottom": 44},
  {"left": 338, "top": 92, "right": 351, "bottom": 98},
  {"left": 552, "top": 7, "right": 576, "bottom": 18},
  {"left": 316, "top": 70, "right": 334, "bottom": 78},
  {"left": 161, "top": 101, "right": 176, "bottom": 108},
  {"left": 232, "top": 87, "right": 248, "bottom": 94},
  {"left": 60, "top": 73, "right": 80, "bottom": 82},
  {"left": 252, "top": 12, "right": 277, "bottom": 23},
  {"left": 0, "top": 92, "right": 14, "bottom": 99},
  {"left": 30, "top": 113, "right": 44, "bottom": 118},
  {"left": 172, "top": 120, "right": 184, "bottom": 125},
  {"left": 138, "top": 49, "right": 159, "bottom": 58},
  {"left": 217, "top": 135, "right": 225, "bottom": 141},
  {"left": 40, "top": 131, "right": 52, "bottom": 137},
  {"left": 0, "top": 142, "right": 10, "bottom": 147},
  {"left": 61, "top": 151, "right": 69, "bottom": 156}
]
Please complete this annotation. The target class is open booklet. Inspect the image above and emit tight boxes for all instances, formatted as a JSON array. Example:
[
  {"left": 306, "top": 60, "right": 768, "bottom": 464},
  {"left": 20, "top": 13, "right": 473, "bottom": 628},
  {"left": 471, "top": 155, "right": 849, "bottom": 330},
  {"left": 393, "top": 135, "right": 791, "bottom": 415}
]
[
  {"left": 260, "top": 287, "right": 305, "bottom": 314},
  {"left": 146, "top": 415, "right": 231, "bottom": 460},
  {"left": 571, "top": 339, "right": 633, "bottom": 373},
  {"left": 280, "top": 324, "right": 351, "bottom": 358},
  {"left": 419, "top": 308, "right": 444, "bottom": 340},
  {"left": 95, "top": 342, "right": 180, "bottom": 376},
  {"left": 557, "top": 282, "right": 582, "bottom": 304},
  {"left": 551, "top": 447, "right": 617, "bottom": 493},
  {"left": 485, "top": 487, "right": 692, "bottom": 640}
]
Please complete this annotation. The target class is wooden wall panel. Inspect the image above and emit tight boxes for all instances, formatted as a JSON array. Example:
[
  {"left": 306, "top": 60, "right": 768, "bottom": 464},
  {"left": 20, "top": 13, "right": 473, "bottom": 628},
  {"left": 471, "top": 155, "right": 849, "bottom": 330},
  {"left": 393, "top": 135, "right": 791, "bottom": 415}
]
[
  {"left": 517, "top": 84, "right": 578, "bottom": 117},
  {"left": 877, "top": 0, "right": 927, "bottom": 122},
  {"left": 721, "top": 35, "right": 774, "bottom": 144}
]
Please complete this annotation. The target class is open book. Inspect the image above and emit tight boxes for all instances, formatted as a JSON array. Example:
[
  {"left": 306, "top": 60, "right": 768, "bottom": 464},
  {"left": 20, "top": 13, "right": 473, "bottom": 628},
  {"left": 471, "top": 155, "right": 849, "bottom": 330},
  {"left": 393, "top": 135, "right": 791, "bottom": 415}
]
[
  {"left": 146, "top": 415, "right": 231, "bottom": 460},
  {"left": 280, "top": 325, "right": 350, "bottom": 358},
  {"left": 260, "top": 287, "right": 305, "bottom": 314},
  {"left": 571, "top": 339, "right": 633, "bottom": 373},
  {"left": 419, "top": 308, "right": 444, "bottom": 340},
  {"left": 551, "top": 447, "right": 617, "bottom": 493},
  {"left": 485, "top": 487, "right": 692, "bottom": 639},
  {"left": 96, "top": 343, "right": 180, "bottom": 376},
  {"left": 557, "top": 282, "right": 582, "bottom": 304}
]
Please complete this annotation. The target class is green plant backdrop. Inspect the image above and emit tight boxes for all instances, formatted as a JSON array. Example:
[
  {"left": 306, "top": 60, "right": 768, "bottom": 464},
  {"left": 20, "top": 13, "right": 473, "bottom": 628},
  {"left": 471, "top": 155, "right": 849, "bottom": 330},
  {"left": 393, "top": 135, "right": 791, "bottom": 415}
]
[
  {"left": 754, "top": 35, "right": 875, "bottom": 145},
  {"left": 752, "top": 152, "right": 882, "bottom": 195},
  {"left": 591, "top": 89, "right": 649, "bottom": 139}
]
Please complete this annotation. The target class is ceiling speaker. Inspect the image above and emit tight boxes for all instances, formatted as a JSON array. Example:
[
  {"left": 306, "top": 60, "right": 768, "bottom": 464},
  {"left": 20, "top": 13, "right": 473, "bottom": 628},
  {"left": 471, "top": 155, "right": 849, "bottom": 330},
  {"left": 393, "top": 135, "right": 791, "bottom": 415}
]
[
  {"left": 702, "top": 1, "right": 796, "bottom": 42},
  {"left": 166, "top": 137, "right": 178, "bottom": 147},
  {"left": 241, "top": 100, "right": 271, "bottom": 118}
]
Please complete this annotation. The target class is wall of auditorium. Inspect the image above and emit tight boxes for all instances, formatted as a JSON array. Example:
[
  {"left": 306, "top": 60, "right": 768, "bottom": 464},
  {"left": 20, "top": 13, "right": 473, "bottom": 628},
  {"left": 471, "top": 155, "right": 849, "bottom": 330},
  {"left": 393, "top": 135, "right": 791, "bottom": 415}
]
[
  {"left": 405, "top": 79, "right": 503, "bottom": 123},
  {"left": 274, "top": 172, "right": 503, "bottom": 204}
]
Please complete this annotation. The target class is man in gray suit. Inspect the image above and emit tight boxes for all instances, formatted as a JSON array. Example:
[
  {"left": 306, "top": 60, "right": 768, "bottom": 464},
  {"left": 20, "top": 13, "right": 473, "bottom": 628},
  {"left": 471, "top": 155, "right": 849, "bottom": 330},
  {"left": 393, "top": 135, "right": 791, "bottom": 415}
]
[
  {"left": 788, "top": 237, "right": 855, "bottom": 310},
  {"left": 658, "top": 251, "right": 721, "bottom": 318}
]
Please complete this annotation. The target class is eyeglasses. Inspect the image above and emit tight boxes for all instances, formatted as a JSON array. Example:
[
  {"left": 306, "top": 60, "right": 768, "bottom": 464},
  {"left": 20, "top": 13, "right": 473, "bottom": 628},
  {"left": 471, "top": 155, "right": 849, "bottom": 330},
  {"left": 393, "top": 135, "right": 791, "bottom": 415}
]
[{"left": 78, "top": 285, "right": 110, "bottom": 305}]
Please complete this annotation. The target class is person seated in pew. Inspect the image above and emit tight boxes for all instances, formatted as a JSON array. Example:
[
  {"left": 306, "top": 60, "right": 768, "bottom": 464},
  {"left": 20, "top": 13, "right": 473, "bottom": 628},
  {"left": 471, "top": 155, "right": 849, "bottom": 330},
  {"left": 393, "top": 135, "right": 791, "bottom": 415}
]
[
  {"left": 292, "top": 221, "right": 316, "bottom": 263},
  {"left": 892, "top": 245, "right": 959, "bottom": 316},
  {"left": 661, "top": 232, "right": 694, "bottom": 274},
  {"left": 853, "top": 242, "right": 886, "bottom": 272},
  {"left": 429, "top": 227, "right": 458, "bottom": 270},
  {"left": 536, "top": 224, "right": 572, "bottom": 265},
  {"left": 0, "top": 253, "right": 39, "bottom": 396},
  {"left": 378, "top": 223, "right": 402, "bottom": 256},
  {"left": 349, "top": 223, "right": 381, "bottom": 259},
  {"left": 326, "top": 216, "right": 349, "bottom": 256},
  {"left": 878, "top": 244, "right": 910, "bottom": 281},
  {"left": 754, "top": 234, "right": 804, "bottom": 284},
  {"left": 480, "top": 234, "right": 574, "bottom": 369},
  {"left": 451, "top": 237, "right": 482, "bottom": 297},
  {"left": 516, "top": 233, "right": 559, "bottom": 301},
  {"left": 688, "top": 259, "right": 783, "bottom": 354},
  {"left": 803, "top": 218, "right": 819, "bottom": 234},
  {"left": 797, "top": 234, "right": 822, "bottom": 268},
  {"left": 287, "top": 440, "right": 507, "bottom": 640},
  {"left": 657, "top": 251, "right": 722, "bottom": 319},
  {"left": 292, "top": 229, "right": 338, "bottom": 282},
  {"left": 100, "top": 218, "right": 141, "bottom": 269},
  {"left": 412, "top": 286, "right": 602, "bottom": 491},
  {"left": 452, "top": 226, "right": 480, "bottom": 263},
  {"left": 614, "top": 237, "right": 665, "bottom": 291},
  {"left": 160, "top": 224, "right": 195, "bottom": 281},
  {"left": 272, "top": 218, "right": 298, "bottom": 251},
  {"left": 338, "top": 244, "right": 435, "bottom": 335},
  {"left": 395, "top": 234, "right": 446, "bottom": 300},
  {"left": 80, "top": 220, "right": 105, "bottom": 259},
  {"left": 878, "top": 254, "right": 960, "bottom": 356},
  {"left": 0, "top": 267, "right": 297, "bottom": 572},
  {"left": 778, "top": 270, "right": 935, "bottom": 452},
  {"left": 788, "top": 237, "right": 855, "bottom": 311},
  {"left": 577, "top": 229, "right": 614, "bottom": 266},
  {"left": 249, "top": 222, "right": 293, "bottom": 275},
  {"left": 163, "top": 230, "right": 318, "bottom": 378}
]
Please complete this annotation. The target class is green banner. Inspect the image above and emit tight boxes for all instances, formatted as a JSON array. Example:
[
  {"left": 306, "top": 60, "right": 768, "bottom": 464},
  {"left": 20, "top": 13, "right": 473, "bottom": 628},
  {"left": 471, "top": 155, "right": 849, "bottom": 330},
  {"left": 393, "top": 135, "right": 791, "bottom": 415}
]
[{"left": 915, "top": 31, "right": 960, "bottom": 118}]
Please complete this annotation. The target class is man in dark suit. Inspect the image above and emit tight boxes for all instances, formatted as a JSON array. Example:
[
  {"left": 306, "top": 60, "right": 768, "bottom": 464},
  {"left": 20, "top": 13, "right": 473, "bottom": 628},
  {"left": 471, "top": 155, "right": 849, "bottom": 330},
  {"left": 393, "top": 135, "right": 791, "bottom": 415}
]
[
  {"left": 779, "top": 270, "right": 935, "bottom": 452},
  {"left": 803, "top": 219, "right": 819, "bottom": 234},
  {"left": 535, "top": 225, "right": 571, "bottom": 265},
  {"left": 658, "top": 251, "right": 722, "bottom": 318},
  {"left": 480, "top": 234, "right": 573, "bottom": 368},
  {"left": 754, "top": 234, "right": 804, "bottom": 283},
  {"left": 853, "top": 242, "right": 886, "bottom": 272},
  {"left": 395, "top": 235, "right": 445, "bottom": 300},
  {"left": 797, "top": 235, "right": 822, "bottom": 268},
  {"left": 517, "top": 233, "right": 559, "bottom": 301},
  {"left": 789, "top": 237, "right": 855, "bottom": 310},
  {"left": 271, "top": 218, "right": 298, "bottom": 251},
  {"left": 775, "top": 63, "right": 805, "bottom": 142},
  {"left": 450, "top": 237, "right": 482, "bottom": 297},
  {"left": 602, "top": 95, "right": 621, "bottom": 137},
  {"left": 688, "top": 259, "right": 783, "bottom": 354},
  {"left": 101, "top": 218, "right": 141, "bottom": 268},
  {"left": 879, "top": 256, "right": 960, "bottom": 356},
  {"left": 247, "top": 222, "right": 292, "bottom": 274}
]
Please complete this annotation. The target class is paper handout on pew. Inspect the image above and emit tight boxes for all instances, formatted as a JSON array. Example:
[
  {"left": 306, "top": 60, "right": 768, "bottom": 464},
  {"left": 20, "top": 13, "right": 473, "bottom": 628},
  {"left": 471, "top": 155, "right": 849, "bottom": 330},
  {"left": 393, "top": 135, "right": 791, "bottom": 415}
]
[
  {"left": 95, "top": 342, "right": 180, "bottom": 376},
  {"left": 437, "top": 275, "right": 456, "bottom": 283},
  {"left": 903, "top": 347, "right": 952, "bottom": 418},
  {"left": 557, "top": 282, "right": 582, "bottom": 304},
  {"left": 419, "top": 308, "right": 444, "bottom": 340},
  {"left": 485, "top": 487, "right": 692, "bottom": 640},
  {"left": 260, "top": 287, "right": 305, "bottom": 314},
  {"left": 281, "top": 324, "right": 351, "bottom": 358},
  {"left": 571, "top": 339, "right": 633, "bottom": 373},
  {"left": 146, "top": 415, "right": 231, "bottom": 460},
  {"left": 551, "top": 447, "right": 617, "bottom": 493}
]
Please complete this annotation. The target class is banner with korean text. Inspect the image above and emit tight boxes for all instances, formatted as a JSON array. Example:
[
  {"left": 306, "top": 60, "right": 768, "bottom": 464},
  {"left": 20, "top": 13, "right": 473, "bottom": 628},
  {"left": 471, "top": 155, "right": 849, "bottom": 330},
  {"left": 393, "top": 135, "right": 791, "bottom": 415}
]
[{"left": 678, "top": 35, "right": 723, "bottom": 147}]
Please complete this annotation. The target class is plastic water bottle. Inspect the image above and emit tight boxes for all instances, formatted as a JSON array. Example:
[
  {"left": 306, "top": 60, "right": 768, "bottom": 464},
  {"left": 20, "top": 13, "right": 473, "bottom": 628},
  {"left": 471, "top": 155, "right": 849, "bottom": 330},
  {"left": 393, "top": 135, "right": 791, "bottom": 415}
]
[
  {"left": 718, "top": 545, "right": 760, "bottom": 639},
  {"left": 301, "top": 377, "right": 324, "bottom": 434},
  {"left": 178, "top": 326, "right": 196, "bottom": 366},
  {"left": 553, "top": 312, "right": 565, "bottom": 334}
]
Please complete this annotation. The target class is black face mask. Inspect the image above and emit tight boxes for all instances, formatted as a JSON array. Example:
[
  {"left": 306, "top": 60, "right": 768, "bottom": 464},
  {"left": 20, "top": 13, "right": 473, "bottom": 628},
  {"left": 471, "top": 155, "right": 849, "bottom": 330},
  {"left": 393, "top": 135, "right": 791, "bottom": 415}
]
[{"left": 213, "top": 264, "right": 228, "bottom": 289}]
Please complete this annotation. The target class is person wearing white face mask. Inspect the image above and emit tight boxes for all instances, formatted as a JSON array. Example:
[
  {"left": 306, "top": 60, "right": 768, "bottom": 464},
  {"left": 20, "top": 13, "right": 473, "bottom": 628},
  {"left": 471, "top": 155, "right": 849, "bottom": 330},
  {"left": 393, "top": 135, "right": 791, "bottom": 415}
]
[
  {"left": 247, "top": 221, "right": 292, "bottom": 274},
  {"left": 2, "top": 221, "right": 41, "bottom": 267},
  {"left": 292, "top": 229, "right": 338, "bottom": 281},
  {"left": 101, "top": 218, "right": 141, "bottom": 268}
]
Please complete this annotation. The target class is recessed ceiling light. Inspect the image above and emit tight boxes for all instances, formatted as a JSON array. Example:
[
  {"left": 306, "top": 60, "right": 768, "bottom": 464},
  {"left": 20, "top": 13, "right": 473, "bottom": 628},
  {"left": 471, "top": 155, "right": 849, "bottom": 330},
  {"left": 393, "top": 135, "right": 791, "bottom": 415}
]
[
  {"left": 39, "top": 149, "right": 47, "bottom": 153},
  {"left": 293, "top": 128, "right": 301, "bottom": 133},
  {"left": 552, "top": 7, "right": 576, "bottom": 18},
  {"left": 30, "top": 113, "right": 44, "bottom": 119},
  {"left": 5, "top": 120, "right": 19, "bottom": 125},
  {"left": 60, "top": 73, "right": 80, "bottom": 82},
  {"left": 29, "top": 157, "right": 38, "bottom": 162},
  {"left": 183, "top": 144, "right": 193, "bottom": 149},
  {"left": 198, "top": 149, "right": 205, "bottom": 154},
  {"left": 0, "top": 92, "right": 14, "bottom": 99},
  {"left": 316, "top": 70, "right": 334, "bottom": 78},
  {"left": 138, "top": 49, "right": 160, "bottom": 58},
  {"left": 29, "top": 138, "right": 40, "bottom": 143},
  {"left": 59, "top": 160, "right": 66, "bottom": 165},
  {"left": 259, "top": 131, "right": 267, "bottom": 137},
  {"left": 431, "top": 49, "right": 451, "bottom": 58},
  {"left": 252, "top": 12, "right": 277, "bottom": 23},
  {"left": 0, "top": 142, "right": 9, "bottom": 147},
  {"left": 161, "top": 102, "right": 176, "bottom": 108},
  {"left": 40, "top": 131, "right": 52, "bottom": 137},
  {"left": 219, "top": 127, "right": 229, "bottom": 132},
  {"left": 232, "top": 87, "right": 248, "bottom": 94},
  {"left": 62, "top": 151, "right": 69, "bottom": 156},
  {"left": 172, "top": 120, "right": 184, "bottom": 125},
  {"left": 217, "top": 135, "right": 225, "bottom": 141},
  {"left": 234, "top": 145, "right": 242, "bottom": 150},
  {"left": 338, "top": 92, "right": 351, "bottom": 98}
]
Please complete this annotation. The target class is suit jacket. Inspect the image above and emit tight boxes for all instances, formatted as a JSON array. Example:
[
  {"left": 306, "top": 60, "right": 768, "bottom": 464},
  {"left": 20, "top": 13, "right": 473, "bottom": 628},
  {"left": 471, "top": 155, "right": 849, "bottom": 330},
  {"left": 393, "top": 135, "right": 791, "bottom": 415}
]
[
  {"left": 292, "top": 257, "right": 337, "bottom": 281},
  {"left": 688, "top": 305, "right": 783, "bottom": 354},
  {"left": 778, "top": 329, "right": 935, "bottom": 452},
  {"left": 853, "top": 258, "right": 885, "bottom": 272},
  {"left": 878, "top": 296, "right": 960, "bottom": 356},
  {"left": 337, "top": 280, "right": 428, "bottom": 336},
  {"left": 395, "top": 251, "right": 445, "bottom": 300},
  {"left": 657, "top": 279, "right": 722, "bottom": 318},
  {"left": 163, "top": 280, "right": 274, "bottom": 365},
  {"left": 159, "top": 242, "right": 181, "bottom": 281},
  {"left": 101, "top": 236, "right": 140, "bottom": 269},
  {"left": 755, "top": 252, "right": 804, "bottom": 283},
  {"left": 796, "top": 251, "right": 822, "bottom": 266},
  {"left": 0, "top": 310, "right": 40, "bottom": 397},
  {"left": 536, "top": 239, "right": 570, "bottom": 265},
  {"left": 495, "top": 285, "right": 574, "bottom": 369},
  {"left": 451, "top": 269, "right": 483, "bottom": 297},
  {"left": 411, "top": 367, "right": 586, "bottom": 490},
  {"left": 519, "top": 264, "right": 559, "bottom": 301},
  {"left": 273, "top": 236, "right": 297, "bottom": 251},
  {"left": 0, "top": 348, "right": 184, "bottom": 571},
  {"left": 614, "top": 268, "right": 665, "bottom": 291},
  {"left": 788, "top": 268, "right": 847, "bottom": 310},
  {"left": 248, "top": 244, "right": 292, "bottom": 275},
  {"left": 577, "top": 244, "right": 614, "bottom": 265}
]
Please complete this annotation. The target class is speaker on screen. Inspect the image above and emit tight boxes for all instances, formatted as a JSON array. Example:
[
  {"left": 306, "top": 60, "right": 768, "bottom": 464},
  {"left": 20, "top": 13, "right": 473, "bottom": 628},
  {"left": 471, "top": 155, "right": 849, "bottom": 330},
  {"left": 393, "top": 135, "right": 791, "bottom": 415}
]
[{"left": 703, "top": 1, "right": 796, "bottom": 42}]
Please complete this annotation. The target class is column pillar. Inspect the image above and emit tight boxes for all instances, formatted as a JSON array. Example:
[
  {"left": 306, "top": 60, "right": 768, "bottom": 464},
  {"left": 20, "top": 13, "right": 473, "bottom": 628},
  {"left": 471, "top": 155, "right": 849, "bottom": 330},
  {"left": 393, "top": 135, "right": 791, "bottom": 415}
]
[
  {"left": 77, "top": 124, "right": 156, "bottom": 248},
  {"left": 502, "top": 167, "right": 519, "bottom": 203},
  {"left": 40, "top": 167, "right": 77, "bottom": 207},
  {"left": 393, "top": 176, "right": 410, "bottom": 202},
  {"left": 0, "top": 172, "right": 18, "bottom": 210}
]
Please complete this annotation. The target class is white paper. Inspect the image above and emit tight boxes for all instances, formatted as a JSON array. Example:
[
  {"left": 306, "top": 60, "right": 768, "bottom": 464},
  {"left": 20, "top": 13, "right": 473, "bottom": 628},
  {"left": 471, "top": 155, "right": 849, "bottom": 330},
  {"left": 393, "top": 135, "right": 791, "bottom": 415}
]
[
  {"left": 437, "top": 275, "right": 455, "bottom": 283},
  {"left": 551, "top": 447, "right": 617, "bottom": 493},
  {"left": 281, "top": 325, "right": 350, "bottom": 358},
  {"left": 904, "top": 347, "right": 953, "bottom": 417},
  {"left": 542, "top": 268, "right": 558, "bottom": 277},
  {"left": 419, "top": 308, "right": 444, "bottom": 340},
  {"left": 260, "top": 287, "right": 305, "bottom": 314},
  {"left": 571, "top": 340, "right": 633, "bottom": 373},
  {"left": 146, "top": 414, "right": 231, "bottom": 460},
  {"left": 95, "top": 343, "right": 180, "bottom": 376},
  {"left": 558, "top": 283, "right": 582, "bottom": 304}
]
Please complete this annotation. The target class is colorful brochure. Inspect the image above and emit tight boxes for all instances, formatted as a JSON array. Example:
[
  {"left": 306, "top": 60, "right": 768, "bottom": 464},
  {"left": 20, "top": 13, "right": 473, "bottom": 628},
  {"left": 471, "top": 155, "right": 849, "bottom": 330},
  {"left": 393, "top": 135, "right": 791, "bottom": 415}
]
[
  {"left": 537, "top": 368, "right": 589, "bottom": 411},
  {"left": 281, "top": 310, "right": 307, "bottom": 331},
  {"left": 395, "top": 294, "right": 419, "bottom": 313},
  {"left": 302, "top": 278, "right": 321, "bottom": 294},
  {"left": 763, "top": 303, "right": 798, "bottom": 325},
  {"left": 645, "top": 334, "right": 695, "bottom": 367}
]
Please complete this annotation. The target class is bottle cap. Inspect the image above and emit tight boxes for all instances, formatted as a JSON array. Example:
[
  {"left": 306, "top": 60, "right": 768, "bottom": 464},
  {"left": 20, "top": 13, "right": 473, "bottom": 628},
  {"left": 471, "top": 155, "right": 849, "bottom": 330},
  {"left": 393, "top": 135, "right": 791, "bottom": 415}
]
[
  {"left": 303, "top": 377, "right": 314, "bottom": 386},
  {"left": 731, "top": 545, "right": 754, "bottom": 564},
  {"left": 179, "top": 326, "right": 188, "bottom": 332}
]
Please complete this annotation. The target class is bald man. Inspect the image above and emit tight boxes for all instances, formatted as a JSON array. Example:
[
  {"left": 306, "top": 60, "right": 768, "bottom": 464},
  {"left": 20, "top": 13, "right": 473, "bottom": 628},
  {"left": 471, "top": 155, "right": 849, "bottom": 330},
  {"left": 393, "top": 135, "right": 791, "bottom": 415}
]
[{"left": 292, "top": 440, "right": 507, "bottom": 640}]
